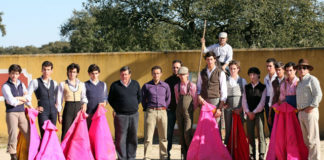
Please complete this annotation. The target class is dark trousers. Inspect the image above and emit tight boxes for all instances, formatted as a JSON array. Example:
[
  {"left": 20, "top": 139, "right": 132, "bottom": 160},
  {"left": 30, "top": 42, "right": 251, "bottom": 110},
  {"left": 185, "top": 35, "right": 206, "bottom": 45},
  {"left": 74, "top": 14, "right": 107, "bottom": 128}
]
[
  {"left": 167, "top": 109, "right": 176, "bottom": 158},
  {"left": 38, "top": 106, "right": 57, "bottom": 137},
  {"left": 114, "top": 112, "right": 139, "bottom": 160},
  {"left": 61, "top": 101, "right": 81, "bottom": 141},
  {"left": 264, "top": 96, "right": 272, "bottom": 135},
  {"left": 176, "top": 95, "right": 193, "bottom": 160}
]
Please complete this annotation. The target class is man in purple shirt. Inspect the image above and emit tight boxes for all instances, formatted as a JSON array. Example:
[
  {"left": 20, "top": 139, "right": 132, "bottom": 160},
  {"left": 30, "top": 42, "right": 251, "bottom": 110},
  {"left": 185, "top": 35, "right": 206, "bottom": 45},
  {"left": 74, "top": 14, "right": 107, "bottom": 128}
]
[{"left": 142, "top": 66, "right": 171, "bottom": 160}]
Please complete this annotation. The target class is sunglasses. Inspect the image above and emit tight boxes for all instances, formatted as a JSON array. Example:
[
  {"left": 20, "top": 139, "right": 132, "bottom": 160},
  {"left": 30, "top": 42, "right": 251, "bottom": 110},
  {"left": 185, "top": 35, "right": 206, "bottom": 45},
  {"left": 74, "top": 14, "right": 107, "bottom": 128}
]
[{"left": 298, "top": 66, "right": 308, "bottom": 70}]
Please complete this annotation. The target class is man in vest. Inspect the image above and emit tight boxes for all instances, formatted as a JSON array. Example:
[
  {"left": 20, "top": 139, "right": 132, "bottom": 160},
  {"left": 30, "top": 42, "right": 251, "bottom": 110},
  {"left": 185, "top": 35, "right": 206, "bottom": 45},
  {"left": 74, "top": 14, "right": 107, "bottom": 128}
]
[
  {"left": 2, "top": 64, "right": 30, "bottom": 160},
  {"left": 27, "top": 61, "right": 58, "bottom": 137},
  {"left": 242, "top": 67, "right": 266, "bottom": 160},
  {"left": 296, "top": 59, "right": 322, "bottom": 160},
  {"left": 85, "top": 64, "right": 108, "bottom": 127},
  {"left": 197, "top": 51, "right": 227, "bottom": 131}
]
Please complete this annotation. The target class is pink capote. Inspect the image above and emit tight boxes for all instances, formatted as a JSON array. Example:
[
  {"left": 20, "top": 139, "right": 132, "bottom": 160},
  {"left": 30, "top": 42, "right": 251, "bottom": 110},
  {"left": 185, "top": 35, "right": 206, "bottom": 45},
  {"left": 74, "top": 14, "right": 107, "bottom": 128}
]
[
  {"left": 61, "top": 111, "right": 94, "bottom": 160},
  {"left": 36, "top": 120, "right": 65, "bottom": 160},
  {"left": 187, "top": 103, "right": 232, "bottom": 160},
  {"left": 266, "top": 102, "right": 308, "bottom": 160},
  {"left": 89, "top": 105, "right": 116, "bottom": 160},
  {"left": 26, "top": 108, "right": 41, "bottom": 160}
]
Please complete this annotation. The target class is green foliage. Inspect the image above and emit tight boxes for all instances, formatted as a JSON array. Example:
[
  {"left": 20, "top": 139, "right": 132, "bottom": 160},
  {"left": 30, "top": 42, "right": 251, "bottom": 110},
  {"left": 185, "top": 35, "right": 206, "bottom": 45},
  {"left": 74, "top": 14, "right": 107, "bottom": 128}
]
[
  {"left": 0, "top": 12, "right": 6, "bottom": 36},
  {"left": 0, "top": 41, "right": 71, "bottom": 54}
]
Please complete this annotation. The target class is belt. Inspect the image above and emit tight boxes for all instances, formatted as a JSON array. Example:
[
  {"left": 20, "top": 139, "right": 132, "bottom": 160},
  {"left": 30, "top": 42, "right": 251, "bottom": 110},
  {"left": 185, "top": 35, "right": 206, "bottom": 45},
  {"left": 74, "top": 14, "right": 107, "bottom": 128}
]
[
  {"left": 148, "top": 107, "right": 167, "bottom": 110},
  {"left": 298, "top": 108, "right": 306, "bottom": 112}
]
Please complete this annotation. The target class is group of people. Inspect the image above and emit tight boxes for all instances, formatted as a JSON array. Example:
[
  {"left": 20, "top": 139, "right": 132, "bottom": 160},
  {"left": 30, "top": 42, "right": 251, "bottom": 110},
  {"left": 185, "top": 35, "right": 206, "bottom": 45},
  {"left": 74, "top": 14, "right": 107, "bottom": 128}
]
[{"left": 2, "top": 31, "right": 322, "bottom": 160}]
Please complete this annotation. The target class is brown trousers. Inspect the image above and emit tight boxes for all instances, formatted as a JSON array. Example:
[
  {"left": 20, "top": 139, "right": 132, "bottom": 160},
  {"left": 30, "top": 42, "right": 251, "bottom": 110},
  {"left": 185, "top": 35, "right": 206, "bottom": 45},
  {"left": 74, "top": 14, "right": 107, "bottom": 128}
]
[{"left": 6, "top": 112, "right": 29, "bottom": 154}]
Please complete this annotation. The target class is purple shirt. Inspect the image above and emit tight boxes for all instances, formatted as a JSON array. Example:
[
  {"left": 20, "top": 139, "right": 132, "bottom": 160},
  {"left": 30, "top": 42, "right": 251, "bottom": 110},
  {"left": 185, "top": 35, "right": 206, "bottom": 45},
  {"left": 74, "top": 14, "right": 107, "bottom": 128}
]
[{"left": 141, "top": 80, "right": 171, "bottom": 110}]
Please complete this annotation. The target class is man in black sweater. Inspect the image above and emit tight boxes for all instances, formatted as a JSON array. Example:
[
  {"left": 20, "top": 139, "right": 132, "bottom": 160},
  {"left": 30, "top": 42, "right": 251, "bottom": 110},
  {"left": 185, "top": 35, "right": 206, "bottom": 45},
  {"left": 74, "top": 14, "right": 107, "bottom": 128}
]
[{"left": 108, "top": 66, "right": 142, "bottom": 160}]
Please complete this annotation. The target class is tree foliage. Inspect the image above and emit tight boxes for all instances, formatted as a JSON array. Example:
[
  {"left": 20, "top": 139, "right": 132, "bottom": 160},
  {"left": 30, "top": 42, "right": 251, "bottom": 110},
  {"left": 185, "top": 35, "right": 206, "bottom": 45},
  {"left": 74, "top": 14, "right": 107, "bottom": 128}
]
[
  {"left": 0, "top": 12, "right": 6, "bottom": 36},
  {"left": 0, "top": 41, "right": 71, "bottom": 54}
]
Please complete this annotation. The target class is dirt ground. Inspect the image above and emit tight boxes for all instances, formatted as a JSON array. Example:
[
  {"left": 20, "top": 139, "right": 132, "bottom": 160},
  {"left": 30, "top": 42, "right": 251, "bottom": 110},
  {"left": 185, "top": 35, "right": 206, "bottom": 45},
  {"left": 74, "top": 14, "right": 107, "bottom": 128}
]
[{"left": 1, "top": 137, "right": 324, "bottom": 160}]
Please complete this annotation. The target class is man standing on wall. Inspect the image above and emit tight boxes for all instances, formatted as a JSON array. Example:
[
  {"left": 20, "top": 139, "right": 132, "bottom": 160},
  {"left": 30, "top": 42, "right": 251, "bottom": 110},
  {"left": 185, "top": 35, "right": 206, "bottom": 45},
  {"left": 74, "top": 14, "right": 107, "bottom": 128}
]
[
  {"left": 142, "top": 66, "right": 171, "bottom": 160},
  {"left": 164, "top": 60, "right": 181, "bottom": 160},
  {"left": 296, "top": 59, "right": 322, "bottom": 160},
  {"left": 108, "top": 66, "right": 142, "bottom": 160}
]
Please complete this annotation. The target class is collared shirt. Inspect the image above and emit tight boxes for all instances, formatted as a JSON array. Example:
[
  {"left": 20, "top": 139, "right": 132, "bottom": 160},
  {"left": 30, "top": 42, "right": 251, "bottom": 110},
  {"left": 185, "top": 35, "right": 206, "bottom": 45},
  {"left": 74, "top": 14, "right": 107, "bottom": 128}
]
[
  {"left": 279, "top": 76, "right": 299, "bottom": 102},
  {"left": 197, "top": 65, "right": 227, "bottom": 102},
  {"left": 203, "top": 43, "right": 233, "bottom": 64},
  {"left": 56, "top": 79, "right": 88, "bottom": 112},
  {"left": 141, "top": 80, "right": 171, "bottom": 110},
  {"left": 264, "top": 73, "right": 277, "bottom": 106},
  {"left": 296, "top": 73, "right": 322, "bottom": 109},
  {"left": 242, "top": 81, "right": 267, "bottom": 113},
  {"left": 120, "top": 79, "right": 132, "bottom": 87},
  {"left": 2, "top": 79, "right": 28, "bottom": 107},
  {"left": 89, "top": 79, "right": 108, "bottom": 101},
  {"left": 228, "top": 75, "right": 247, "bottom": 88},
  {"left": 174, "top": 81, "right": 198, "bottom": 109},
  {"left": 26, "top": 77, "right": 58, "bottom": 106}
]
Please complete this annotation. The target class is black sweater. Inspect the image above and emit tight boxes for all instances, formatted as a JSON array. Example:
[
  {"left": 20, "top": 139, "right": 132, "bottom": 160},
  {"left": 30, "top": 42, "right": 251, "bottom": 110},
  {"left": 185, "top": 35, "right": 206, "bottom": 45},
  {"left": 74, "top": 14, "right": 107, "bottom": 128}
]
[{"left": 108, "top": 80, "right": 142, "bottom": 115}]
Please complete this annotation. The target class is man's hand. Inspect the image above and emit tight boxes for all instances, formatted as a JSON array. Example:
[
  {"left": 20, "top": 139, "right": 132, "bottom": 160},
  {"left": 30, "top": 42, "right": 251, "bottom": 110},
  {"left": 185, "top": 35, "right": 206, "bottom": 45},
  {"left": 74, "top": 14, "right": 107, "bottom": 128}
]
[
  {"left": 99, "top": 102, "right": 106, "bottom": 107},
  {"left": 198, "top": 96, "right": 206, "bottom": 105},
  {"left": 112, "top": 111, "right": 116, "bottom": 118},
  {"left": 16, "top": 96, "right": 27, "bottom": 102},
  {"left": 268, "top": 116, "right": 272, "bottom": 126},
  {"left": 218, "top": 101, "right": 225, "bottom": 109},
  {"left": 214, "top": 109, "right": 222, "bottom": 118},
  {"left": 305, "top": 106, "right": 314, "bottom": 113},
  {"left": 201, "top": 37, "right": 206, "bottom": 44},
  {"left": 58, "top": 113, "right": 62, "bottom": 124},
  {"left": 247, "top": 112, "right": 255, "bottom": 120},
  {"left": 233, "top": 108, "right": 242, "bottom": 115},
  {"left": 37, "top": 106, "right": 44, "bottom": 113},
  {"left": 81, "top": 104, "right": 87, "bottom": 112}
]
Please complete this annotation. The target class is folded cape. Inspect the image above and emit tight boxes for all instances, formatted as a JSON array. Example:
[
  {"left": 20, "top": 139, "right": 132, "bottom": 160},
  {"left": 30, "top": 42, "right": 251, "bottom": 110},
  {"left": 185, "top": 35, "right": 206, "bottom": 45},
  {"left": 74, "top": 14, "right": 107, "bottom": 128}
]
[
  {"left": 226, "top": 113, "right": 249, "bottom": 160},
  {"left": 17, "top": 108, "right": 40, "bottom": 160},
  {"left": 61, "top": 111, "right": 94, "bottom": 160},
  {"left": 266, "top": 102, "right": 308, "bottom": 160},
  {"left": 187, "top": 103, "right": 232, "bottom": 160},
  {"left": 36, "top": 120, "right": 65, "bottom": 160},
  {"left": 89, "top": 105, "right": 116, "bottom": 160}
]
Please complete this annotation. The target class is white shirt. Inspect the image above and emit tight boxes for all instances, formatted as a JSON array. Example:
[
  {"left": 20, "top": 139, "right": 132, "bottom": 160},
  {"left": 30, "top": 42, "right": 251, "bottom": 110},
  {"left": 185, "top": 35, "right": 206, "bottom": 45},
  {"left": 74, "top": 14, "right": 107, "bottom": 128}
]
[
  {"left": 197, "top": 66, "right": 227, "bottom": 102},
  {"left": 26, "top": 77, "right": 58, "bottom": 106},
  {"left": 89, "top": 79, "right": 108, "bottom": 101},
  {"left": 56, "top": 79, "right": 88, "bottom": 112},
  {"left": 228, "top": 76, "right": 247, "bottom": 88},
  {"left": 120, "top": 79, "right": 132, "bottom": 87},
  {"left": 264, "top": 73, "right": 277, "bottom": 106},
  {"left": 204, "top": 43, "right": 233, "bottom": 64},
  {"left": 242, "top": 82, "right": 267, "bottom": 113},
  {"left": 2, "top": 79, "right": 28, "bottom": 107}
]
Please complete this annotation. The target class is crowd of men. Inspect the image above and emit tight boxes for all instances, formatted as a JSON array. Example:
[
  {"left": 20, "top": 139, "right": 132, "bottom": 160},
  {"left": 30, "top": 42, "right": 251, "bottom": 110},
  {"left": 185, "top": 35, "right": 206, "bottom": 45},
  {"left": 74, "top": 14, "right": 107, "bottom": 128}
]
[{"left": 2, "top": 32, "right": 322, "bottom": 160}]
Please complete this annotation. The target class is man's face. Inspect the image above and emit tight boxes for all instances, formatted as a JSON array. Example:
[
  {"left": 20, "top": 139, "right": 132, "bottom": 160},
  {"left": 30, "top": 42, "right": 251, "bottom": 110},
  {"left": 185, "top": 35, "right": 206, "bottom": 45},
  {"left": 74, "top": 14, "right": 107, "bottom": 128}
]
[
  {"left": 152, "top": 69, "right": 162, "bottom": 82},
  {"left": 219, "top": 37, "right": 227, "bottom": 45},
  {"left": 266, "top": 62, "right": 276, "bottom": 74},
  {"left": 229, "top": 64, "right": 239, "bottom": 76},
  {"left": 42, "top": 66, "right": 53, "bottom": 78},
  {"left": 249, "top": 73, "right": 259, "bottom": 83},
  {"left": 297, "top": 66, "right": 309, "bottom": 77},
  {"left": 68, "top": 68, "right": 78, "bottom": 80},
  {"left": 120, "top": 70, "right": 131, "bottom": 82},
  {"left": 172, "top": 62, "right": 181, "bottom": 75},
  {"left": 205, "top": 56, "right": 216, "bottom": 68},
  {"left": 9, "top": 71, "right": 20, "bottom": 82},
  {"left": 285, "top": 66, "right": 296, "bottom": 78},
  {"left": 275, "top": 67, "right": 285, "bottom": 78},
  {"left": 89, "top": 70, "right": 100, "bottom": 81},
  {"left": 179, "top": 73, "right": 188, "bottom": 82}
]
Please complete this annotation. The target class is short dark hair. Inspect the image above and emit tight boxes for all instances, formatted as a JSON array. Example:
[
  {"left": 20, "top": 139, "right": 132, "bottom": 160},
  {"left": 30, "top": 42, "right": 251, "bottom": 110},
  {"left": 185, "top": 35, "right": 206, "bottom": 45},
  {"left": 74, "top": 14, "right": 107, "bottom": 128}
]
[
  {"left": 172, "top": 60, "right": 182, "bottom": 66},
  {"left": 42, "top": 61, "right": 53, "bottom": 69},
  {"left": 9, "top": 64, "right": 22, "bottom": 73},
  {"left": 284, "top": 62, "right": 296, "bottom": 70},
  {"left": 248, "top": 67, "right": 261, "bottom": 78},
  {"left": 151, "top": 66, "right": 162, "bottom": 73},
  {"left": 120, "top": 66, "right": 131, "bottom": 74},
  {"left": 266, "top": 58, "right": 276, "bottom": 64},
  {"left": 274, "top": 61, "right": 284, "bottom": 69},
  {"left": 204, "top": 51, "right": 217, "bottom": 60},
  {"left": 88, "top": 64, "right": 100, "bottom": 73},
  {"left": 66, "top": 63, "right": 80, "bottom": 77}
]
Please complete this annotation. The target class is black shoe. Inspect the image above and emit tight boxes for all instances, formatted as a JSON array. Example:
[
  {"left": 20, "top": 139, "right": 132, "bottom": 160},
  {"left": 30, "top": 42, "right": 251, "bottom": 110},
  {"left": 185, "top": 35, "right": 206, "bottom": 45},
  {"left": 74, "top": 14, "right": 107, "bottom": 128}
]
[
  {"left": 259, "top": 153, "right": 265, "bottom": 160},
  {"left": 10, "top": 154, "right": 17, "bottom": 160}
]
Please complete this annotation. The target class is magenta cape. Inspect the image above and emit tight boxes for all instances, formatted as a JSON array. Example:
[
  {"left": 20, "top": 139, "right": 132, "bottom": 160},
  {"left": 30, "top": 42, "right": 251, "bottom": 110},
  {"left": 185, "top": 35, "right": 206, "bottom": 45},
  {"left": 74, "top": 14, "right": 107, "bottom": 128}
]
[
  {"left": 61, "top": 111, "right": 94, "bottom": 160},
  {"left": 27, "top": 108, "right": 41, "bottom": 160},
  {"left": 187, "top": 103, "right": 232, "bottom": 160},
  {"left": 226, "top": 113, "right": 249, "bottom": 160},
  {"left": 266, "top": 102, "right": 308, "bottom": 160},
  {"left": 36, "top": 120, "right": 65, "bottom": 160},
  {"left": 89, "top": 105, "right": 116, "bottom": 160}
]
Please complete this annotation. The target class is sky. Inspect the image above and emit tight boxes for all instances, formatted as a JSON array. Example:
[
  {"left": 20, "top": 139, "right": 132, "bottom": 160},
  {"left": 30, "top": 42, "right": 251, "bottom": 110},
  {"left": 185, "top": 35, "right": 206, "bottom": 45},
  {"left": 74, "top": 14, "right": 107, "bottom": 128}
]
[{"left": 0, "top": 0, "right": 86, "bottom": 47}]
